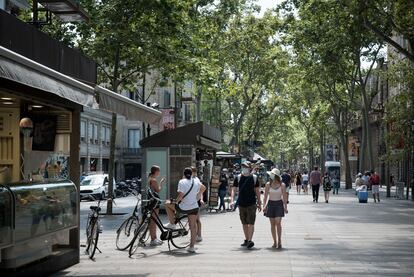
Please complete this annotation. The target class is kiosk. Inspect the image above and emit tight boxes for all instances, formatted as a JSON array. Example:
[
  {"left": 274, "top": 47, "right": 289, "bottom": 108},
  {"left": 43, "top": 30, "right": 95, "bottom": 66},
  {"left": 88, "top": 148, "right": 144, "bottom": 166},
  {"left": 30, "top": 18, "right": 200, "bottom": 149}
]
[{"left": 140, "top": 122, "right": 221, "bottom": 203}]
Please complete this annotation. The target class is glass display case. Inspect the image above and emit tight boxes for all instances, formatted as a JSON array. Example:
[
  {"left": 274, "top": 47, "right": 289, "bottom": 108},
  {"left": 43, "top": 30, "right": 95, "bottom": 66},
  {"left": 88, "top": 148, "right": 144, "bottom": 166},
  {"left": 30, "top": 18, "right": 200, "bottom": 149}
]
[
  {"left": 8, "top": 181, "right": 77, "bottom": 243},
  {"left": 0, "top": 185, "right": 13, "bottom": 248}
]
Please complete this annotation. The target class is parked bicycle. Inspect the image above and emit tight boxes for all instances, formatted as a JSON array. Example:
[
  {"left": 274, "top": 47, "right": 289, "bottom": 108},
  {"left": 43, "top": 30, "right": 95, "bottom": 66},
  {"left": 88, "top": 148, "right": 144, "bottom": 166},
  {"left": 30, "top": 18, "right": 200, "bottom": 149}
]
[
  {"left": 128, "top": 189, "right": 190, "bottom": 257},
  {"left": 85, "top": 195, "right": 103, "bottom": 259},
  {"left": 116, "top": 189, "right": 142, "bottom": 250}
]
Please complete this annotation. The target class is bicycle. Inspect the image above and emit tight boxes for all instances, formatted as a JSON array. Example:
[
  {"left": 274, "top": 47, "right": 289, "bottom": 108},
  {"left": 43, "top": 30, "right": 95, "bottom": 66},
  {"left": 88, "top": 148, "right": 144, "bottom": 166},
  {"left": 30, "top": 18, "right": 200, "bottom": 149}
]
[
  {"left": 128, "top": 190, "right": 190, "bottom": 257},
  {"left": 116, "top": 189, "right": 142, "bottom": 250},
  {"left": 85, "top": 195, "right": 103, "bottom": 259}
]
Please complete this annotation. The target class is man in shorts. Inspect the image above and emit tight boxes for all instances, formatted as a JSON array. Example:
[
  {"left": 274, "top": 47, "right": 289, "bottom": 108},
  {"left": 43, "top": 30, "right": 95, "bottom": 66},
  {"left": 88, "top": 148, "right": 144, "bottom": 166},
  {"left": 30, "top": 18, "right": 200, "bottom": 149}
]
[
  {"left": 370, "top": 170, "right": 381, "bottom": 203},
  {"left": 231, "top": 161, "right": 261, "bottom": 249}
]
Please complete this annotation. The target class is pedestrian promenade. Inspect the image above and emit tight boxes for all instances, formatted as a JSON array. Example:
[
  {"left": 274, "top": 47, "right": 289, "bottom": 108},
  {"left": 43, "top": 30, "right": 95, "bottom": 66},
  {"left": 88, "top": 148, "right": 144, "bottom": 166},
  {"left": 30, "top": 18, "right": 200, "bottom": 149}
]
[{"left": 55, "top": 188, "right": 414, "bottom": 277}]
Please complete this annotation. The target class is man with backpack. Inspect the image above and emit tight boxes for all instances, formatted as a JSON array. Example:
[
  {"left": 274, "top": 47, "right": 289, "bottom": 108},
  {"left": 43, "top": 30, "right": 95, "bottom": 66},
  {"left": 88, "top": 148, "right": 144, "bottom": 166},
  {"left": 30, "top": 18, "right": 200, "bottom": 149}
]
[
  {"left": 370, "top": 170, "right": 381, "bottom": 203},
  {"left": 231, "top": 161, "right": 261, "bottom": 249}
]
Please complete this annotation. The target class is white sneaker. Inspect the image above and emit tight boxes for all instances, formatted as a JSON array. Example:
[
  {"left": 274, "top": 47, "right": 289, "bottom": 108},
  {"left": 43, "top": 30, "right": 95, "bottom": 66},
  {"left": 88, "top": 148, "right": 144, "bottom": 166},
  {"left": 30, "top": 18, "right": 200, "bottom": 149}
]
[
  {"left": 196, "top": 236, "right": 203, "bottom": 242},
  {"left": 150, "top": 239, "right": 163, "bottom": 246},
  {"left": 164, "top": 223, "right": 177, "bottom": 229},
  {"left": 187, "top": 246, "right": 196, "bottom": 253}
]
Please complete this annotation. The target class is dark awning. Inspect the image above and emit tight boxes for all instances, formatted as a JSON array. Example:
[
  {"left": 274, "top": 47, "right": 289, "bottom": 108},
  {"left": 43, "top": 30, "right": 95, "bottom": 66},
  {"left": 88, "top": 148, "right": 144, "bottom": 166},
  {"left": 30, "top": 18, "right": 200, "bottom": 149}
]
[
  {"left": 0, "top": 46, "right": 96, "bottom": 108},
  {"left": 0, "top": 46, "right": 161, "bottom": 124},
  {"left": 140, "top": 122, "right": 222, "bottom": 149},
  {"left": 95, "top": 86, "right": 161, "bottom": 125}
]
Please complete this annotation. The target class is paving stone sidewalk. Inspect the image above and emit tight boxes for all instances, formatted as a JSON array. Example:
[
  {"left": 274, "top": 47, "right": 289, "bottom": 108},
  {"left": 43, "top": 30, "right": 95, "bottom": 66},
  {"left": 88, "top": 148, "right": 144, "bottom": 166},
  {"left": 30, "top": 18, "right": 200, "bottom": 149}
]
[{"left": 54, "top": 187, "right": 414, "bottom": 277}]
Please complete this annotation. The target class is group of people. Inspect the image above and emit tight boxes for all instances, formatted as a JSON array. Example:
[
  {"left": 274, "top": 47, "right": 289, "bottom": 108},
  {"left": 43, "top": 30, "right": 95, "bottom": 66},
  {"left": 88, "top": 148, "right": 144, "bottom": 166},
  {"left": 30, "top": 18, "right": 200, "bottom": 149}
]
[
  {"left": 276, "top": 167, "right": 334, "bottom": 204},
  {"left": 355, "top": 170, "right": 381, "bottom": 203},
  {"left": 145, "top": 161, "right": 290, "bottom": 253}
]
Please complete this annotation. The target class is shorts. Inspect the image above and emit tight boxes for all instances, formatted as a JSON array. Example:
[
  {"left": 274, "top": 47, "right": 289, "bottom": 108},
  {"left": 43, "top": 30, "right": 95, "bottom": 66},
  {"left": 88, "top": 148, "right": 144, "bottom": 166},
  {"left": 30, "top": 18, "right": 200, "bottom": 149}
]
[
  {"left": 371, "top": 185, "right": 379, "bottom": 194},
  {"left": 303, "top": 181, "right": 308, "bottom": 186},
  {"left": 176, "top": 204, "right": 199, "bottom": 215},
  {"left": 239, "top": 205, "right": 257, "bottom": 225},
  {"left": 285, "top": 186, "right": 290, "bottom": 193}
]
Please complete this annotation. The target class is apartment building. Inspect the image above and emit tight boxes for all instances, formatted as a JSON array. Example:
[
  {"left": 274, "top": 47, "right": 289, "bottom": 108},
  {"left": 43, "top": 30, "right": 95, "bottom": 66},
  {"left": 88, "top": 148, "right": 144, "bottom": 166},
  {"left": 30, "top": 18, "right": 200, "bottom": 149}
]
[
  {"left": 115, "top": 70, "right": 197, "bottom": 180},
  {"left": 79, "top": 107, "right": 112, "bottom": 174}
]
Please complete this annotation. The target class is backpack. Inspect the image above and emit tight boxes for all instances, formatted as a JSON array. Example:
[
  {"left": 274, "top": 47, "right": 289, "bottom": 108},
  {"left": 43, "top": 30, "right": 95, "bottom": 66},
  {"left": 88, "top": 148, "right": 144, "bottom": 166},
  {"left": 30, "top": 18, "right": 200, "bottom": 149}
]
[
  {"left": 323, "top": 176, "right": 332, "bottom": 189},
  {"left": 237, "top": 174, "right": 258, "bottom": 185}
]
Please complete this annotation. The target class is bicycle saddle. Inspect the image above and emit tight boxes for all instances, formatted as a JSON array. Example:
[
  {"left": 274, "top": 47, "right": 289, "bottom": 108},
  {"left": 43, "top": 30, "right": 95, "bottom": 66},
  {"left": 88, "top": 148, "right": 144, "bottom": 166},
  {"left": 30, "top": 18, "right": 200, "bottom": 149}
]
[{"left": 90, "top": 206, "right": 101, "bottom": 212}]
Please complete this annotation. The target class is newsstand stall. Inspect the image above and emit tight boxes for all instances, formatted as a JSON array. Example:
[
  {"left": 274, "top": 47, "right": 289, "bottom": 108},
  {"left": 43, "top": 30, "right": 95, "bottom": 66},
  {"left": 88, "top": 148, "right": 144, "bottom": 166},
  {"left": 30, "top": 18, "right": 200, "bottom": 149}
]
[
  {"left": 0, "top": 45, "right": 160, "bottom": 274},
  {"left": 140, "top": 122, "right": 221, "bottom": 205}
]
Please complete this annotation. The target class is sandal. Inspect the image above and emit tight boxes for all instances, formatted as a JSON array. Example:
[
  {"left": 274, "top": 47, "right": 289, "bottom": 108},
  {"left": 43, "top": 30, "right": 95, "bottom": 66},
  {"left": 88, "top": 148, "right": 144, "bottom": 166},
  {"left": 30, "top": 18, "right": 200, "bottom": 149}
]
[
  {"left": 277, "top": 244, "right": 282, "bottom": 249},
  {"left": 272, "top": 243, "right": 277, "bottom": 248}
]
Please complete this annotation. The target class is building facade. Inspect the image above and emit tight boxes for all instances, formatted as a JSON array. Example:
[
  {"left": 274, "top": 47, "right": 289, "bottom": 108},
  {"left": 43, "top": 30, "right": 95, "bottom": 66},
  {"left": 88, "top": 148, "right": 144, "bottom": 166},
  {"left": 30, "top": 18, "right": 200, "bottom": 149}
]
[
  {"left": 79, "top": 107, "right": 112, "bottom": 174},
  {"left": 114, "top": 70, "right": 197, "bottom": 181}
]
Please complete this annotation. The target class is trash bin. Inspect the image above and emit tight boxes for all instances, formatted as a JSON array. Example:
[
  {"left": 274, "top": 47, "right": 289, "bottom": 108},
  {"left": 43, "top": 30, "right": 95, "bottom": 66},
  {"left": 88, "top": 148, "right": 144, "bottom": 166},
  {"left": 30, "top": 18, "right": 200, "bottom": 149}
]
[
  {"left": 396, "top": 182, "right": 405, "bottom": 199},
  {"left": 358, "top": 191, "right": 368, "bottom": 203}
]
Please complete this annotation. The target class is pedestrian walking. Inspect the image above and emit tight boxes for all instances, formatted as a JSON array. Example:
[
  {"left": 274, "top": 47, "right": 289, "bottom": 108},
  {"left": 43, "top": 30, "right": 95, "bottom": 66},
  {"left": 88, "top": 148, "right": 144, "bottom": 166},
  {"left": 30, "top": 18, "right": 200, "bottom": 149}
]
[
  {"left": 362, "top": 171, "right": 371, "bottom": 190},
  {"left": 281, "top": 170, "right": 291, "bottom": 204},
  {"left": 355, "top": 173, "right": 365, "bottom": 194},
  {"left": 370, "top": 170, "right": 381, "bottom": 203},
  {"left": 218, "top": 168, "right": 229, "bottom": 212},
  {"left": 295, "top": 172, "right": 302, "bottom": 195},
  {"left": 148, "top": 165, "right": 166, "bottom": 246},
  {"left": 322, "top": 172, "right": 332, "bottom": 203},
  {"left": 310, "top": 166, "right": 322, "bottom": 203},
  {"left": 230, "top": 161, "right": 261, "bottom": 249},
  {"left": 302, "top": 171, "right": 309, "bottom": 194},
  {"left": 263, "top": 168, "right": 288, "bottom": 249}
]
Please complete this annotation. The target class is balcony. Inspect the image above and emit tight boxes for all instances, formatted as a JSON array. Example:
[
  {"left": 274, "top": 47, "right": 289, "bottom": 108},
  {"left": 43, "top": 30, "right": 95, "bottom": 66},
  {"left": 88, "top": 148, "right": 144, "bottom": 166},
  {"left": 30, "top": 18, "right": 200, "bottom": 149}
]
[
  {"left": 0, "top": 9, "right": 96, "bottom": 84},
  {"left": 122, "top": 148, "right": 143, "bottom": 157}
]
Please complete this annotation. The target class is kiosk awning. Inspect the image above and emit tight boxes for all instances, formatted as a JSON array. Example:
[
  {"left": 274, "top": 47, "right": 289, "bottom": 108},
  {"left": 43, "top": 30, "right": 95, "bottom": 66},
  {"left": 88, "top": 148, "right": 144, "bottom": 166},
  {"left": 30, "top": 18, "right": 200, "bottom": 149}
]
[
  {"left": 95, "top": 86, "right": 161, "bottom": 125},
  {"left": 0, "top": 46, "right": 96, "bottom": 108},
  {"left": 140, "top": 122, "right": 222, "bottom": 149}
]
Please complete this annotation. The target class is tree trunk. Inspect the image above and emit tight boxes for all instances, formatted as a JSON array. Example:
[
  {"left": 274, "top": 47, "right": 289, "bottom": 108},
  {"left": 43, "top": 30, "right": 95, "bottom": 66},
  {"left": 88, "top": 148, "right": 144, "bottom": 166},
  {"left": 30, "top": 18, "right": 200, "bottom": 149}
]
[
  {"left": 142, "top": 73, "right": 146, "bottom": 138},
  {"left": 361, "top": 91, "right": 374, "bottom": 171},
  {"left": 320, "top": 128, "right": 325, "bottom": 174},
  {"left": 339, "top": 133, "right": 352, "bottom": 189},
  {"left": 107, "top": 46, "right": 121, "bottom": 215},
  {"left": 360, "top": 110, "right": 366, "bottom": 173}
]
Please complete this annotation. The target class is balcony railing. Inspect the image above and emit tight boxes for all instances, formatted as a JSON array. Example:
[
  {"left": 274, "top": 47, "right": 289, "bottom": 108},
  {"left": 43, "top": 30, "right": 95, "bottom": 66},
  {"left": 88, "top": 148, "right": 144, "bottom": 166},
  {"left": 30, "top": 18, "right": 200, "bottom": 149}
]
[
  {"left": 122, "top": 148, "right": 143, "bottom": 157},
  {"left": 0, "top": 9, "right": 96, "bottom": 84}
]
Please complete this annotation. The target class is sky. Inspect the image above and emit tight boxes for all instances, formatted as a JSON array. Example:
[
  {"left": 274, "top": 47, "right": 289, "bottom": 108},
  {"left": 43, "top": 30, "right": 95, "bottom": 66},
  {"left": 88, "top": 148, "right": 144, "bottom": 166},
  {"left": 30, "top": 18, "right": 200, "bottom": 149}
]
[{"left": 256, "top": 0, "right": 283, "bottom": 14}]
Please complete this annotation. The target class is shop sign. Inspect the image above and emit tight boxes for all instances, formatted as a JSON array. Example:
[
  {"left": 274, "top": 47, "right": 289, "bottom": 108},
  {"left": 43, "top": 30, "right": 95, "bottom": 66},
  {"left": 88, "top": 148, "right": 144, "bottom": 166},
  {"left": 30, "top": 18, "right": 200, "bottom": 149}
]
[
  {"left": 161, "top": 109, "right": 175, "bottom": 130},
  {"left": 348, "top": 136, "right": 358, "bottom": 158}
]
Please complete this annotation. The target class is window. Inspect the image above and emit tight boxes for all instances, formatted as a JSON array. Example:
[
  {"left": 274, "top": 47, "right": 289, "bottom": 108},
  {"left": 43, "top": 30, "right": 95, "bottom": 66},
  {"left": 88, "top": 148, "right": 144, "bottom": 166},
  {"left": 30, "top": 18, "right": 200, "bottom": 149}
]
[
  {"left": 164, "top": 90, "right": 171, "bottom": 107},
  {"left": 94, "top": 123, "right": 98, "bottom": 144},
  {"left": 101, "top": 126, "right": 111, "bottom": 146},
  {"left": 80, "top": 121, "right": 86, "bottom": 142},
  {"left": 184, "top": 104, "right": 191, "bottom": 121},
  {"left": 105, "top": 127, "right": 111, "bottom": 145},
  {"left": 89, "top": 122, "right": 94, "bottom": 143},
  {"left": 128, "top": 129, "right": 140, "bottom": 148}
]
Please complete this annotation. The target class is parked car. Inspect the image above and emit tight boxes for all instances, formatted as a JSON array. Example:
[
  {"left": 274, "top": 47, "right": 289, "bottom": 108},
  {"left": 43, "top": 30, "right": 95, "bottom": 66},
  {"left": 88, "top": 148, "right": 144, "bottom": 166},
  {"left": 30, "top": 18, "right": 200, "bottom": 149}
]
[{"left": 80, "top": 173, "right": 116, "bottom": 200}]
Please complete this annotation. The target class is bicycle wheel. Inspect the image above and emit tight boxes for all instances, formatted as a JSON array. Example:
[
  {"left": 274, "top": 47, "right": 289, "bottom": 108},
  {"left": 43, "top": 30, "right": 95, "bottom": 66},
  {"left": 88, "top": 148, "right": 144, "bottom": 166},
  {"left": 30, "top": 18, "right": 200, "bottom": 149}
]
[
  {"left": 170, "top": 215, "right": 190, "bottom": 249},
  {"left": 129, "top": 220, "right": 149, "bottom": 257},
  {"left": 116, "top": 216, "right": 139, "bottom": 250},
  {"left": 87, "top": 219, "right": 100, "bottom": 259},
  {"left": 85, "top": 215, "right": 92, "bottom": 252}
]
